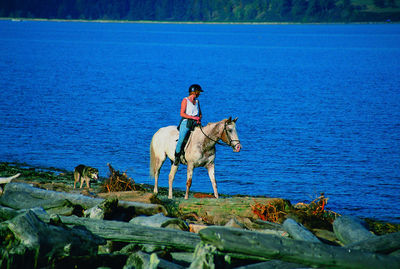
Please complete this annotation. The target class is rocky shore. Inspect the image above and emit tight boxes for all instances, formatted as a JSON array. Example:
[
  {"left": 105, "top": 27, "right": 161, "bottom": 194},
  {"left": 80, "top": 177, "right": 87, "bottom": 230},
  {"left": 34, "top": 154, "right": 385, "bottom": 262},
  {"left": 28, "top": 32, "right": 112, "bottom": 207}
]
[{"left": 1, "top": 162, "right": 399, "bottom": 268}]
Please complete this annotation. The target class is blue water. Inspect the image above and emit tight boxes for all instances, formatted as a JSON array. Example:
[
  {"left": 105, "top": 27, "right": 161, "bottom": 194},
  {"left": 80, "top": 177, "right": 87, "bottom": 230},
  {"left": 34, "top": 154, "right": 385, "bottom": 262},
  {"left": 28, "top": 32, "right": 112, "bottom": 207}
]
[{"left": 1, "top": 20, "right": 399, "bottom": 223}]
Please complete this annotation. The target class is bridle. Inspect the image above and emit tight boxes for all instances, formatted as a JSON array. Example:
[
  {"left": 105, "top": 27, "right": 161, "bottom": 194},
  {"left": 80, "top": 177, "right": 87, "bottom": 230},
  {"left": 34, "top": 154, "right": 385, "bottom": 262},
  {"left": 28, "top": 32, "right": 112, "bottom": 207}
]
[{"left": 199, "top": 121, "right": 240, "bottom": 149}]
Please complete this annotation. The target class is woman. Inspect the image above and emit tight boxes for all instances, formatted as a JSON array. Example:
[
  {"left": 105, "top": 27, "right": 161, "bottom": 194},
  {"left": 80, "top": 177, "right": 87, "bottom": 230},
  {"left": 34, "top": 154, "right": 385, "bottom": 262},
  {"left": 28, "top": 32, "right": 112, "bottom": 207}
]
[{"left": 174, "top": 84, "right": 203, "bottom": 165}]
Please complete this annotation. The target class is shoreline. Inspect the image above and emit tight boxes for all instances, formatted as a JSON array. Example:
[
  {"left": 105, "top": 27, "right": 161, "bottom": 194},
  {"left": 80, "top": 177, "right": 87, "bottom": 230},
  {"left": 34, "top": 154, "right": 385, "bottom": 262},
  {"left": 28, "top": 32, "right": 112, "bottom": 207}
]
[
  {"left": 1, "top": 161, "right": 400, "bottom": 267},
  {"left": 1, "top": 17, "right": 399, "bottom": 25},
  {"left": 1, "top": 161, "right": 399, "bottom": 229}
]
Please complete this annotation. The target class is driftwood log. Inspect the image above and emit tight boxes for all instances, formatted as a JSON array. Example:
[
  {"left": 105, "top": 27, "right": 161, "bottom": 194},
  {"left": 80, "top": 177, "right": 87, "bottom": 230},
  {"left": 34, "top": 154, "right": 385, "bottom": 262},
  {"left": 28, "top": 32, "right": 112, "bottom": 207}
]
[
  {"left": 0, "top": 173, "right": 21, "bottom": 184},
  {"left": 282, "top": 218, "right": 321, "bottom": 243},
  {"left": 125, "top": 251, "right": 185, "bottom": 269},
  {"left": 199, "top": 226, "right": 400, "bottom": 269},
  {"left": 176, "top": 197, "right": 290, "bottom": 225},
  {"left": 36, "top": 214, "right": 201, "bottom": 251},
  {"left": 333, "top": 215, "right": 376, "bottom": 245},
  {"left": 347, "top": 231, "right": 400, "bottom": 254},
  {"left": 97, "top": 190, "right": 160, "bottom": 204},
  {"left": 1, "top": 210, "right": 105, "bottom": 268},
  {"left": 0, "top": 205, "right": 200, "bottom": 252},
  {"left": 0, "top": 205, "right": 21, "bottom": 221},
  {"left": 129, "top": 213, "right": 189, "bottom": 231},
  {"left": 235, "top": 260, "right": 311, "bottom": 269},
  {"left": 0, "top": 182, "right": 167, "bottom": 216}
]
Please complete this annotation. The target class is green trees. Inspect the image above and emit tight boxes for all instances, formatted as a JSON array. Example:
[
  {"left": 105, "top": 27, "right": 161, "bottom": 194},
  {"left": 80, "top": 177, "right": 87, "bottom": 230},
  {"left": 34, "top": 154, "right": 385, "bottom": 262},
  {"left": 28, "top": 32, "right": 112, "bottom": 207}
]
[{"left": 0, "top": 0, "right": 399, "bottom": 22}]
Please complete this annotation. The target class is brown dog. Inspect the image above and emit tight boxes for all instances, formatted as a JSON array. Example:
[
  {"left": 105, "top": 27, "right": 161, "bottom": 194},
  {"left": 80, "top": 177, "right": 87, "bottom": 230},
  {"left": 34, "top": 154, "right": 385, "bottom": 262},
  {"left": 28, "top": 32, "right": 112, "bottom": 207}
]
[{"left": 74, "top": 164, "right": 99, "bottom": 189}]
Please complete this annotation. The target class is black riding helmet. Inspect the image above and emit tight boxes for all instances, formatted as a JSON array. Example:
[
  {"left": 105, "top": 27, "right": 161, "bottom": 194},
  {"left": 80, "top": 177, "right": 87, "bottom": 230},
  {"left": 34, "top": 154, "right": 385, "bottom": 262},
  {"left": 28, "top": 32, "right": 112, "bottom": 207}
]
[{"left": 188, "top": 84, "right": 203, "bottom": 94}]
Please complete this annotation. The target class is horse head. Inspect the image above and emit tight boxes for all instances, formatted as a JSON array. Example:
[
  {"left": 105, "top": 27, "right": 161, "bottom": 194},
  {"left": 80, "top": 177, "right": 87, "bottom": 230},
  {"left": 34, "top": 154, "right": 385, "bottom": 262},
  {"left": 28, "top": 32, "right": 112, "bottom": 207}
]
[{"left": 222, "top": 117, "right": 242, "bottom": 152}]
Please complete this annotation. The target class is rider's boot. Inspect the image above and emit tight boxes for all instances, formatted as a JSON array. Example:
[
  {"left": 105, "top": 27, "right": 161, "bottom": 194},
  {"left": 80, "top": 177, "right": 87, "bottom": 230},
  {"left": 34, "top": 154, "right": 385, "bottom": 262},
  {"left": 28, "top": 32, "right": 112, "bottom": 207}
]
[{"left": 173, "top": 152, "right": 180, "bottom": 165}]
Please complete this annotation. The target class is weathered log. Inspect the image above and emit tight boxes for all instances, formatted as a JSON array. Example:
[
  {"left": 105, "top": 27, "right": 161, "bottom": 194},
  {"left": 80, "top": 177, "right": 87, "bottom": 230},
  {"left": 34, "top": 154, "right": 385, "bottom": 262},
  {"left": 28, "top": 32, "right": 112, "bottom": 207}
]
[
  {"left": 52, "top": 254, "right": 128, "bottom": 269},
  {"left": 0, "top": 182, "right": 167, "bottom": 216},
  {"left": 84, "top": 197, "right": 119, "bottom": 220},
  {"left": 0, "top": 205, "right": 49, "bottom": 222},
  {"left": 129, "top": 213, "right": 189, "bottom": 231},
  {"left": 250, "top": 219, "right": 284, "bottom": 230},
  {"left": 170, "top": 252, "right": 194, "bottom": 266},
  {"left": 245, "top": 218, "right": 289, "bottom": 237},
  {"left": 257, "top": 228, "right": 290, "bottom": 237},
  {"left": 118, "top": 200, "right": 168, "bottom": 216},
  {"left": 0, "top": 205, "right": 20, "bottom": 221},
  {"left": 176, "top": 197, "right": 290, "bottom": 225},
  {"left": 312, "top": 228, "right": 341, "bottom": 245},
  {"left": 1, "top": 210, "right": 105, "bottom": 268},
  {"left": 124, "top": 251, "right": 184, "bottom": 269},
  {"left": 97, "top": 191, "right": 160, "bottom": 204},
  {"left": 347, "top": 231, "right": 400, "bottom": 254},
  {"left": 283, "top": 218, "right": 321, "bottom": 243},
  {"left": 199, "top": 226, "right": 400, "bottom": 269},
  {"left": 391, "top": 249, "right": 400, "bottom": 257},
  {"left": 0, "top": 173, "right": 20, "bottom": 184},
  {"left": 189, "top": 242, "right": 268, "bottom": 268},
  {"left": 333, "top": 215, "right": 376, "bottom": 245},
  {"left": 36, "top": 214, "right": 201, "bottom": 251},
  {"left": 225, "top": 218, "right": 246, "bottom": 229},
  {"left": 235, "top": 260, "right": 312, "bottom": 269},
  {"left": 189, "top": 243, "right": 218, "bottom": 269}
]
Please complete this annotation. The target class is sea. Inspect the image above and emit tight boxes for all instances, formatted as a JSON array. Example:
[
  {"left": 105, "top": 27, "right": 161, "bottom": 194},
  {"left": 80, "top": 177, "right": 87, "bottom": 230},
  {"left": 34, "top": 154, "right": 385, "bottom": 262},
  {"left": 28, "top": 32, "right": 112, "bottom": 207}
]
[{"left": 0, "top": 20, "right": 399, "bottom": 223}]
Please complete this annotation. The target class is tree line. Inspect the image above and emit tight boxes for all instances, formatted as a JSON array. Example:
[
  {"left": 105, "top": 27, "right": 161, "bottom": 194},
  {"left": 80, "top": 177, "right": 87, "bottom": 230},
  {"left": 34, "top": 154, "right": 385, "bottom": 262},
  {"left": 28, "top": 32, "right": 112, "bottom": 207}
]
[{"left": 1, "top": 0, "right": 399, "bottom": 22}]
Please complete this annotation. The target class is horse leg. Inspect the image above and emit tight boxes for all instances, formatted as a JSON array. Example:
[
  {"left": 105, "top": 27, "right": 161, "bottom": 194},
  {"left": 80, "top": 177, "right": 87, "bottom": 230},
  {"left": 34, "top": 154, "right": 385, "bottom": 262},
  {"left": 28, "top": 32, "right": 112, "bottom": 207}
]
[
  {"left": 152, "top": 154, "right": 166, "bottom": 195},
  {"left": 206, "top": 163, "right": 219, "bottom": 198},
  {"left": 185, "top": 163, "right": 194, "bottom": 199},
  {"left": 168, "top": 164, "right": 178, "bottom": 199},
  {"left": 153, "top": 167, "right": 160, "bottom": 194}
]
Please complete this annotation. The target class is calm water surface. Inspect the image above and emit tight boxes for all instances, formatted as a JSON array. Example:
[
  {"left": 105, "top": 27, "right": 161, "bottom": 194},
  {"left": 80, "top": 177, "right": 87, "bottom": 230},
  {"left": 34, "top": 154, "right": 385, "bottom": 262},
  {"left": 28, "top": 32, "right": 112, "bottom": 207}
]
[{"left": 0, "top": 20, "right": 399, "bottom": 222}]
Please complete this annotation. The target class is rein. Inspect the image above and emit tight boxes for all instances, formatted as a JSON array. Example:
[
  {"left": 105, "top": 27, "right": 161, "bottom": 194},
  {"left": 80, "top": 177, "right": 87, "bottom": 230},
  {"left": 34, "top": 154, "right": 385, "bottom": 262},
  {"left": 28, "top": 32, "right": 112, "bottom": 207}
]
[{"left": 199, "top": 122, "right": 240, "bottom": 148}]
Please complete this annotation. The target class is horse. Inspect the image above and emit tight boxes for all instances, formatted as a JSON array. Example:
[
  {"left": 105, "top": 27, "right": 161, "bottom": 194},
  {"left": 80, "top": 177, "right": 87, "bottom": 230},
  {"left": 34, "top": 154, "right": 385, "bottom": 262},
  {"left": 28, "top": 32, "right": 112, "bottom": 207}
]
[{"left": 150, "top": 117, "right": 242, "bottom": 199}]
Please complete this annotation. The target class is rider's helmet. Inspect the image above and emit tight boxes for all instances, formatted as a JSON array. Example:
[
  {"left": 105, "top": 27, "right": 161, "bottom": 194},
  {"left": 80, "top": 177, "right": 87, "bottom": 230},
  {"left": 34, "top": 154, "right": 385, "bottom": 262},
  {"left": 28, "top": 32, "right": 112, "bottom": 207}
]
[{"left": 188, "top": 84, "right": 203, "bottom": 94}]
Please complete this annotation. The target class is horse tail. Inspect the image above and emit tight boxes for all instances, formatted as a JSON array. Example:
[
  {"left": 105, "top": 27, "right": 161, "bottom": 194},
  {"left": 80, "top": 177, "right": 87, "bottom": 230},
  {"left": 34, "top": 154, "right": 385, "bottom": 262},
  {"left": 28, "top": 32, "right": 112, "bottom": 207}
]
[{"left": 149, "top": 138, "right": 156, "bottom": 178}]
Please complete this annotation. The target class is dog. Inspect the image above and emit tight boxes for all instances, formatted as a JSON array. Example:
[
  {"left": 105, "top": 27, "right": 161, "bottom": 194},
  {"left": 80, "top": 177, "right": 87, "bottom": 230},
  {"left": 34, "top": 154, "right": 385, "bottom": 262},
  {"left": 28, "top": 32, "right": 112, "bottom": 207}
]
[{"left": 74, "top": 164, "right": 99, "bottom": 189}]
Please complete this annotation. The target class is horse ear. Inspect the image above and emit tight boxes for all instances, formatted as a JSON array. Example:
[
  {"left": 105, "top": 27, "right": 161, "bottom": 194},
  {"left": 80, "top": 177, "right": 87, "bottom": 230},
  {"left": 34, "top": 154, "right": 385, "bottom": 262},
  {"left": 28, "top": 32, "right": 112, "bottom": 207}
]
[
  {"left": 233, "top": 117, "right": 238, "bottom": 122},
  {"left": 227, "top": 117, "right": 232, "bottom": 123}
]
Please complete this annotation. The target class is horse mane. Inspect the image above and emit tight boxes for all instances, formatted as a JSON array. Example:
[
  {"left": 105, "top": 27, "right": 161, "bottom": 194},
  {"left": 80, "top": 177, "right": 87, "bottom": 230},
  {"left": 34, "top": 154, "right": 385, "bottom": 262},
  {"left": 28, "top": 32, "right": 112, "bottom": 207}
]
[
  {"left": 204, "top": 118, "right": 228, "bottom": 127},
  {"left": 197, "top": 119, "right": 227, "bottom": 141}
]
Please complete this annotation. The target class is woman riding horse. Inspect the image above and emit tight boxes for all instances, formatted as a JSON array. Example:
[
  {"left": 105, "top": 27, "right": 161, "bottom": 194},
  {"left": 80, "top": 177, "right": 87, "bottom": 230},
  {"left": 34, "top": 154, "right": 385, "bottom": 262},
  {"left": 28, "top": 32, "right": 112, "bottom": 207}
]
[
  {"left": 150, "top": 116, "right": 242, "bottom": 199},
  {"left": 174, "top": 84, "right": 203, "bottom": 165}
]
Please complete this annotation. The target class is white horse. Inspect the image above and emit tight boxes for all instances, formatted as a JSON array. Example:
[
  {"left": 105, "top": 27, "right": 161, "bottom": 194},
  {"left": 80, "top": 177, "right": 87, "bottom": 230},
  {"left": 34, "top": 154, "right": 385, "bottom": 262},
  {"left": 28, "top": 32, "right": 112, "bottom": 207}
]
[{"left": 150, "top": 117, "right": 242, "bottom": 199}]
